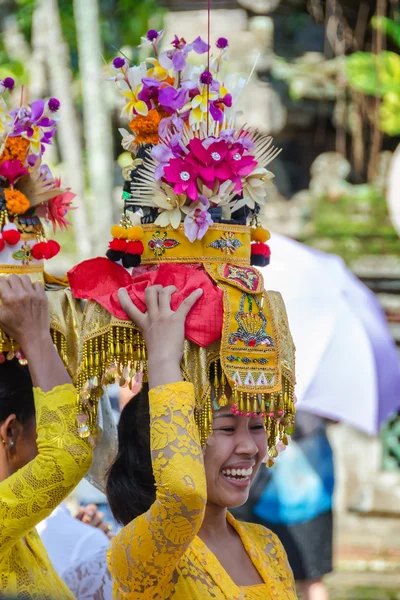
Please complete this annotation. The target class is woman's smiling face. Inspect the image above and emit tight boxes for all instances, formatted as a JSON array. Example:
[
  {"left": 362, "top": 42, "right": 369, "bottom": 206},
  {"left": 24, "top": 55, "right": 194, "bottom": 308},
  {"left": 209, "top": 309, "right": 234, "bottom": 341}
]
[{"left": 203, "top": 408, "right": 267, "bottom": 509}]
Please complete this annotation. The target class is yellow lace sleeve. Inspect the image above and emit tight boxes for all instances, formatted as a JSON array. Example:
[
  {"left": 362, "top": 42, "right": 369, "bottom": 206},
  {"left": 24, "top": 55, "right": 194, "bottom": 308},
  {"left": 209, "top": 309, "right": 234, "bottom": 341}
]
[
  {"left": 0, "top": 383, "right": 92, "bottom": 557},
  {"left": 108, "top": 381, "right": 207, "bottom": 598}
]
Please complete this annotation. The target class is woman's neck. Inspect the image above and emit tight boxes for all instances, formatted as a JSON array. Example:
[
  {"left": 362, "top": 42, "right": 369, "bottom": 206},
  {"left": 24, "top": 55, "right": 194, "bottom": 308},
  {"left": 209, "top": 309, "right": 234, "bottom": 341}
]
[{"left": 198, "top": 502, "right": 230, "bottom": 542}]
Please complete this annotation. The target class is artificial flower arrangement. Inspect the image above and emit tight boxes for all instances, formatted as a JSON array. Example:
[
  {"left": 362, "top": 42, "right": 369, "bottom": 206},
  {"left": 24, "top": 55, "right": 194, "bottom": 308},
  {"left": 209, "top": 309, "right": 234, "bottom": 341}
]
[
  {"left": 0, "top": 78, "right": 75, "bottom": 265},
  {"left": 107, "top": 30, "right": 279, "bottom": 267}
]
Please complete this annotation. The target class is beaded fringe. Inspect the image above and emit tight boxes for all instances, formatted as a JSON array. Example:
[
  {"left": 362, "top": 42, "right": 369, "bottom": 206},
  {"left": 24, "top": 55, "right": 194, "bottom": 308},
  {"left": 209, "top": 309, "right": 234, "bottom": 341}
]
[{"left": 75, "top": 325, "right": 295, "bottom": 462}]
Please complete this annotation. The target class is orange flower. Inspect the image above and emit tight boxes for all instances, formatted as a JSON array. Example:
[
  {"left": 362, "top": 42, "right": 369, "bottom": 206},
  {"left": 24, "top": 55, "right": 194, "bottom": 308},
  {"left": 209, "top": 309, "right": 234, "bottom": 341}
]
[
  {"left": 0, "top": 136, "right": 29, "bottom": 165},
  {"left": 4, "top": 189, "right": 30, "bottom": 215},
  {"left": 129, "top": 109, "right": 168, "bottom": 145}
]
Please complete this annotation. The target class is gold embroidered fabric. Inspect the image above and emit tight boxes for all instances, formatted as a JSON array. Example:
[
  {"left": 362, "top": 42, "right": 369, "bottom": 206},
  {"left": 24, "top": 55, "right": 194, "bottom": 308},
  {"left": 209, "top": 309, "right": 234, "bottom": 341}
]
[
  {"left": 108, "top": 382, "right": 297, "bottom": 600},
  {"left": 0, "top": 384, "right": 92, "bottom": 598}
]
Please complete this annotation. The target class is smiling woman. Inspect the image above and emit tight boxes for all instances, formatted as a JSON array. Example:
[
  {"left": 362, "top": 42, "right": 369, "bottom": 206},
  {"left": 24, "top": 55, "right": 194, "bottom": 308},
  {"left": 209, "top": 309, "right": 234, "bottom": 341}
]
[{"left": 106, "top": 286, "right": 296, "bottom": 600}]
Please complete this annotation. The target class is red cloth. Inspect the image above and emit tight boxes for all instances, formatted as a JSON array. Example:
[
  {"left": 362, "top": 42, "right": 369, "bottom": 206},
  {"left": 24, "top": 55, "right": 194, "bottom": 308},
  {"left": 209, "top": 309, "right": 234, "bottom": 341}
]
[{"left": 68, "top": 258, "right": 223, "bottom": 347}]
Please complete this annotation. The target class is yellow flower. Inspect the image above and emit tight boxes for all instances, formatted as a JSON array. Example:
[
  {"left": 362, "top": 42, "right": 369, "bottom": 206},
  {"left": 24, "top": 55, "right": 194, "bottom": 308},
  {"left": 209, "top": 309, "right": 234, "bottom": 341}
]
[
  {"left": 183, "top": 85, "right": 218, "bottom": 126},
  {"left": 146, "top": 58, "right": 170, "bottom": 82},
  {"left": 119, "top": 65, "right": 148, "bottom": 120}
]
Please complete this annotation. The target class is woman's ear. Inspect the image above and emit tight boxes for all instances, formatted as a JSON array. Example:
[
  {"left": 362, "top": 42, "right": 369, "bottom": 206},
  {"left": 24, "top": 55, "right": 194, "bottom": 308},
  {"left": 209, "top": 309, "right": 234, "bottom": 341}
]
[{"left": 0, "top": 413, "right": 18, "bottom": 451}]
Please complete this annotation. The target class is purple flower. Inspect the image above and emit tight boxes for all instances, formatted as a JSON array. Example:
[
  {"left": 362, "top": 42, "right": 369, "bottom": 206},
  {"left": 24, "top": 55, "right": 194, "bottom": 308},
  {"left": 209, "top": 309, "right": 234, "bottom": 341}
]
[
  {"left": 48, "top": 97, "right": 60, "bottom": 112},
  {"left": 216, "top": 37, "right": 229, "bottom": 49},
  {"left": 200, "top": 71, "right": 213, "bottom": 85},
  {"left": 113, "top": 56, "right": 126, "bottom": 69},
  {"left": 189, "top": 36, "right": 210, "bottom": 54},
  {"left": 171, "top": 35, "right": 187, "bottom": 50},
  {"left": 2, "top": 77, "right": 15, "bottom": 91},
  {"left": 147, "top": 29, "right": 159, "bottom": 41},
  {"left": 160, "top": 36, "right": 209, "bottom": 73},
  {"left": 152, "top": 143, "right": 175, "bottom": 180},
  {"left": 184, "top": 205, "right": 213, "bottom": 242},
  {"left": 158, "top": 85, "right": 187, "bottom": 113}
]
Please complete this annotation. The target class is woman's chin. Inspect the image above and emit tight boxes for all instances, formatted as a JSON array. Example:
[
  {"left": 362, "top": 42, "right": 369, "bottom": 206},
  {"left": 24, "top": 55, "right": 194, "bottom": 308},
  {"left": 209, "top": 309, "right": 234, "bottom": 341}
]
[{"left": 218, "top": 478, "right": 251, "bottom": 507}]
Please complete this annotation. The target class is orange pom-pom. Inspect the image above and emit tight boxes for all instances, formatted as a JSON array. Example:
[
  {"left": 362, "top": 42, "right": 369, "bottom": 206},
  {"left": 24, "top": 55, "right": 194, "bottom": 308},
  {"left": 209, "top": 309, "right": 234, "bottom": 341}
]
[
  {"left": 127, "top": 225, "right": 144, "bottom": 241},
  {"left": 110, "top": 225, "right": 127, "bottom": 239},
  {"left": 251, "top": 227, "right": 270, "bottom": 243},
  {"left": 4, "top": 189, "right": 30, "bottom": 215}
]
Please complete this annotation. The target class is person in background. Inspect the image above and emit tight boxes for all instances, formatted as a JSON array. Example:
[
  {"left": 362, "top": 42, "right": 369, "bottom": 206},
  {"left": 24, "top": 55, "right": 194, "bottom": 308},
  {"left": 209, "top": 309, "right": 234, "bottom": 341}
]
[
  {"left": 0, "top": 275, "right": 92, "bottom": 598},
  {"left": 37, "top": 502, "right": 113, "bottom": 576}
]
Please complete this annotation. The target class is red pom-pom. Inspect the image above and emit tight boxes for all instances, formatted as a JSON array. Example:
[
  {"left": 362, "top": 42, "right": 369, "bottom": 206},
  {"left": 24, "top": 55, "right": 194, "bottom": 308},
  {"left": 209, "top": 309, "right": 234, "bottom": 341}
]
[
  {"left": 46, "top": 240, "right": 60, "bottom": 258},
  {"left": 109, "top": 238, "right": 127, "bottom": 252},
  {"left": 126, "top": 240, "right": 144, "bottom": 255},
  {"left": 32, "top": 240, "right": 60, "bottom": 260},
  {"left": 32, "top": 242, "right": 46, "bottom": 260},
  {"left": 3, "top": 229, "right": 21, "bottom": 245},
  {"left": 0, "top": 236, "right": 5, "bottom": 252},
  {"left": 250, "top": 242, "right": 271, "bottom": 257}
]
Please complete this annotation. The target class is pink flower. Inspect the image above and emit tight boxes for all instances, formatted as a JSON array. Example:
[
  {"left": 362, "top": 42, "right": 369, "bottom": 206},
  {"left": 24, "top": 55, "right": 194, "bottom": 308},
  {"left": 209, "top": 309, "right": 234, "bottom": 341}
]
[
  {"left": 0, "top": 160, "right": 28, "bottom": 186},
  {"left": 226, "top": 144, "right": 258, "bottom": 191},
  {"left": 163, "top": 157, "right": 199, "bottom": 200},
  {"left": 183, "top": 205, "right": 213, "bottom": 242},
  {"left": 187, "top": 137, "right": 230, "bottom": 189},
  {"left": 37, "top": 178, "right": 76, "bottom": 231}
]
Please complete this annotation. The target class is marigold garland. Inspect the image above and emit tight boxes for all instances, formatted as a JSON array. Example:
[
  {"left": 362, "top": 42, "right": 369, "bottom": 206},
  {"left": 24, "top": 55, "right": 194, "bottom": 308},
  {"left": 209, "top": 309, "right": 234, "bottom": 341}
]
[
  {"left": 129, "top": 109, "right": 168, "bottom": 145},
  {"left": 0, "top": 136, "right": 29, "bottom": 165},
  {"left": 4, "top": 189, "right": 30, "bottom": 215}
]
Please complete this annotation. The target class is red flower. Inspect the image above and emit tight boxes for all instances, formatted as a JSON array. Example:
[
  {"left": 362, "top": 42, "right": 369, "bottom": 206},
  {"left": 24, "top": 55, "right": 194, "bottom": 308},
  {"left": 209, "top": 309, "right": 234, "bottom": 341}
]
[{"left": 36, "top": 177, "right": 76, "bottom": 232}]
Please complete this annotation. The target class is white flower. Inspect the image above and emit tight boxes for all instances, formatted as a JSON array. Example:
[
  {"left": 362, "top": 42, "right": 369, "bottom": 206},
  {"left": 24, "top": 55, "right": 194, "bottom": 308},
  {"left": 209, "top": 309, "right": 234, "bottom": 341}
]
[
  {"left": 119, "top": 128, "right": 137, "bottom": 153},
  {"left": 153, "top": 183, "right": 186, "bottom": 229},
  {"left": 239, "top": 167, "right": 275, "bottom": 209}
]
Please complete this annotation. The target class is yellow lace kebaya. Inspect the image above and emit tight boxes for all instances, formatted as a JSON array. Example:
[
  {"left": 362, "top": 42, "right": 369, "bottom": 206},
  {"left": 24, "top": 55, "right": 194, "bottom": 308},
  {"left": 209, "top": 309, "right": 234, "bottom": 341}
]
[
  {"left": 108, "top": 382, "right": 297, "bottom": 600},
  {"left": 0, "top": 383, "right": 92, "bottom": 598}
]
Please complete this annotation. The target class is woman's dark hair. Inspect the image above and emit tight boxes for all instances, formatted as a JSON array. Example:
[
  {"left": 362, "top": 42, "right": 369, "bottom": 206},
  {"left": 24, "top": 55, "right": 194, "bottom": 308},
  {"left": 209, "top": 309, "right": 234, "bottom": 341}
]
[
  {"left": 0, "top": 358, "right": 34, "bottom": 425},
  {"left": 106, "top": 383, "right": 156, "bottom": 526}
]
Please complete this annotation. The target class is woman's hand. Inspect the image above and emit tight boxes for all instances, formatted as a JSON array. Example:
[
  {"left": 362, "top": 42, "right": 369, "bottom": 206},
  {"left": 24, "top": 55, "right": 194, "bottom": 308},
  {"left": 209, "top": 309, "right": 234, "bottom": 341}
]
[
  {"left": 118, "top": 285, "right": 202, "bottom": 389},
  {"left": 76, "top": 504, "right": 115, "bottom": 540},
  {"left": 0, "top": 274, "right": 71, "bottom": 391},
  {"left": 0, "top": 275, "right": 50, "bottom": 349}
]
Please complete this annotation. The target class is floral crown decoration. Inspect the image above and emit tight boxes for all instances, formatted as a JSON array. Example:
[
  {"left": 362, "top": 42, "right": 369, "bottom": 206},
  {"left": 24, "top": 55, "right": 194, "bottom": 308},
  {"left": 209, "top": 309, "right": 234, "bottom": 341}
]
[
  {"left": 0, "top": 78, "right": 76, "bottom": 361},
  {"left": 68, "top": 31, "right": 295, "bottom": 462}
]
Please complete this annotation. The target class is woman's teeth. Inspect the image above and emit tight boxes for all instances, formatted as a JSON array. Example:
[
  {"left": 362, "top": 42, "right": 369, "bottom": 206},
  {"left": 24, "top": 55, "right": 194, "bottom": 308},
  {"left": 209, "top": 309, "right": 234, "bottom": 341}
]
[{"left": 221, "top": 467, "right": 253, "bottom": 479}]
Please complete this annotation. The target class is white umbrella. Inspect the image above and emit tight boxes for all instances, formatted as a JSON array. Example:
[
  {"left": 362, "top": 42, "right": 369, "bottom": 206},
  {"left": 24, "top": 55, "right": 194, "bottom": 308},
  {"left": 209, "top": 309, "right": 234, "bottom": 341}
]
[{"left": 260, "top": 234, "right": 400, "bottom": 434}]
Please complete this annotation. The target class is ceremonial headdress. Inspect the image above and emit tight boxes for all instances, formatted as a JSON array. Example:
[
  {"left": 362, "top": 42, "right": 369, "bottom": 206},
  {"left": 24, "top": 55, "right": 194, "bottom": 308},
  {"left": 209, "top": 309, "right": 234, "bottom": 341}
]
[
  {"left": 0, "top": 79, "right": 77, "bottom": 366},
  {"left": 69, "top": 31, "right": 296, "bottom": 463}
]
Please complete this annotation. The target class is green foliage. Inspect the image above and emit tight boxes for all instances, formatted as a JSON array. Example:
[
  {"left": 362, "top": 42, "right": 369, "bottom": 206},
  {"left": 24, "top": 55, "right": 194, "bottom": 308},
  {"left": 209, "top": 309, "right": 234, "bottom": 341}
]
[
  {"left": 372, "top": 15, "right": 400, "bottom": 48},
  {"left": 346, "top": 51, "right": 400, "bottom": 97},
  {"left": 380, "top": 92, "right": 400, "bottom": 135},
  {"left": 304, "top": 185, "right": 400, "bottom": 263}
]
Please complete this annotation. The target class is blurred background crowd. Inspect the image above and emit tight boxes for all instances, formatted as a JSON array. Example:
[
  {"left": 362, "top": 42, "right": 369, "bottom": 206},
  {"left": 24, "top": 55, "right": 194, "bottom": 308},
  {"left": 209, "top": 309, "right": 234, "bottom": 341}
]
[{"left": 1, "top": 1, "right": 399, "bottom": 599}]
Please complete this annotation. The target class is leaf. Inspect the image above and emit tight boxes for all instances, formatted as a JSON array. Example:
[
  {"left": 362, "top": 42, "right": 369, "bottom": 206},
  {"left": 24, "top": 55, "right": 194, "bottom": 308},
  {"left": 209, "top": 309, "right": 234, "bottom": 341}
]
[
  {"left": 372, "top": 16, "right": 400, "bottom": 49},
  {"left": 346, "top": 51, "right": 400, "bottom": 97},
  {"left": 380, "top": 93, "right": 400, "bottom": 136}
]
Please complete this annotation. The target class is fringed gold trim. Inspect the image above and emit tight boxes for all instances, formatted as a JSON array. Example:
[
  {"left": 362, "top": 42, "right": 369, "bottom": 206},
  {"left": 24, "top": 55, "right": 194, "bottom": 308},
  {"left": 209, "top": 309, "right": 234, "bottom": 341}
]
[
  {"left": 75, "top": 324, "right": 295, "bottom": 454},
  {"left": 75, "top": 323, "right": 147, "bottom": 441}
]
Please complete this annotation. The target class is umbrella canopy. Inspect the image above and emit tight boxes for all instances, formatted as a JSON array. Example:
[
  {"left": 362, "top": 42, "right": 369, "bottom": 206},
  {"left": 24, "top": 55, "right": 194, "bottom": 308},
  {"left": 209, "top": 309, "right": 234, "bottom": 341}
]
[{"left": 261, "top": 234, "right": 400, "bottom": 434}]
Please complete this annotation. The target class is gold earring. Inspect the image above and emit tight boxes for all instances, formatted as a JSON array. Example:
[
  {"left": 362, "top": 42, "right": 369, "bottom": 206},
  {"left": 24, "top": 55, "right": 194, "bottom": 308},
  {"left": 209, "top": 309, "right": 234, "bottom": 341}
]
[{"left": 0, "top": 438, "right": 5, "bottom": 445}]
